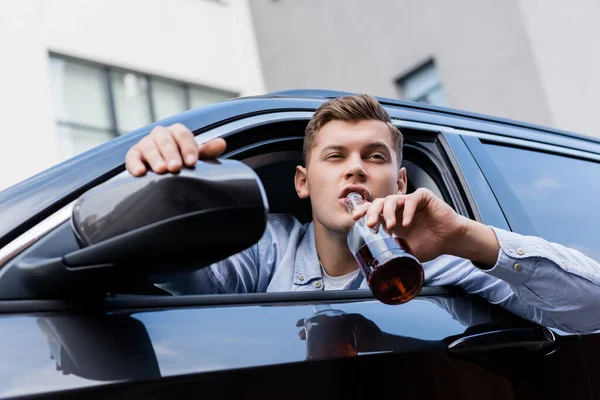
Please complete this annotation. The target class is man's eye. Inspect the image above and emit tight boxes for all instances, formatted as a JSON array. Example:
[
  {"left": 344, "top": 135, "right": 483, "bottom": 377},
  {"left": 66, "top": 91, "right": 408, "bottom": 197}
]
[
  {"left": 369, "top": 154, "right": 386, "bottom": 161},
  {"left": 325, "top": 154, "right": 342, "bottom": 160}
]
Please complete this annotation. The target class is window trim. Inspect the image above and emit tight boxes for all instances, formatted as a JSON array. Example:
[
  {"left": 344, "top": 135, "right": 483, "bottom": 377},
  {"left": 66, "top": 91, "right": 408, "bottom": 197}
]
[
  {"left": 0, "top": 287, "right": 459, "bottom": 314},
  {"left": 440, "top": 132, "right": 510, "bottom": 230},
  {"left": 461, "top": 134, "right": 538, "bottom": 236},
  {"left": 459, "top": 129, "right": 600, "bottom": 164}
]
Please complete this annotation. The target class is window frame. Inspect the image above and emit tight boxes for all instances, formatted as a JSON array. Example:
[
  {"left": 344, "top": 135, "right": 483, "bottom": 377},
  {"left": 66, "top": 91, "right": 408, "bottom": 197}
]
[
  {"left": 395, "top": 58, "right": 447, "bottom": 106},
  {"left": 49, "top": 52, "right": 237, "bottom": 146}
]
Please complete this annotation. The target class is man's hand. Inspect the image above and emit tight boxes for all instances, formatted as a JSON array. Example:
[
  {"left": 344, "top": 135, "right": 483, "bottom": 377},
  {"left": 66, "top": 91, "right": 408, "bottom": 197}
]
[
  {"left": 351, "top": 188, "right": 501, "bottom": 267},
  {"left": 125, "top": 123, "right": 227, "bottom": 176}
]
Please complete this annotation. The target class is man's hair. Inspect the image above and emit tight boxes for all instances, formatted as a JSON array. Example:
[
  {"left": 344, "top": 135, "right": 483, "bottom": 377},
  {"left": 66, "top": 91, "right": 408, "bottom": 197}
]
[{"left": 303, "top": 94, "right": 404, "bottom": 166}]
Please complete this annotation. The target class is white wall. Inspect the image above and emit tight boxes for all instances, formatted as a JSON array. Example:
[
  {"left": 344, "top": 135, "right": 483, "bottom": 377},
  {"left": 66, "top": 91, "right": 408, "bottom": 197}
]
[
  {"left": 518, "top": 0, "right": 600, "bottom": 137},
  {"left": 0, "top": 0, "right": 265, "bottom": 191},
  {"left": 249, "top": 0, "right": 553, "bottom": 131}
]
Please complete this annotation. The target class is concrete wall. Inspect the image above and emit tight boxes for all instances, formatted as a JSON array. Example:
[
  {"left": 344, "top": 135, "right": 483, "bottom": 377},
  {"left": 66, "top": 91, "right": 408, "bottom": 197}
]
[
  {"left": 518, "top": 0, "right": 600, "bottom": 137},
  {"left": 249, "top": 0, "right": 553, "bottom": 127},
  {"left": 0, "top": 0, "right": 265, "bottom": 190}
]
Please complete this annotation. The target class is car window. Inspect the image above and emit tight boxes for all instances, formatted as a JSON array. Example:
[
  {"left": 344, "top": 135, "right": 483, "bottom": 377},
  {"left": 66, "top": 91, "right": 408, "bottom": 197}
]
[{"left": 482, "top": 143, "right": 600, "bottom": 261}]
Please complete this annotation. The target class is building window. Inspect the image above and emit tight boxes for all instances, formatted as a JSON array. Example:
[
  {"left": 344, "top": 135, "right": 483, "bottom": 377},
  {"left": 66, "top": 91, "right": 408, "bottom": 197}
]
[
  {"left": 396, "top": 59, "right": 447, "bottom": 106},
  {"left": 49, "top": 54, "right": 237, "bottom": 158}
]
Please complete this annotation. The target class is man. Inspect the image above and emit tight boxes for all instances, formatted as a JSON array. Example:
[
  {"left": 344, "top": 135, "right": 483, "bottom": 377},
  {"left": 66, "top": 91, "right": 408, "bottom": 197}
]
[{"left": 126, "top": 94, "right": 600, "bottom": 333}]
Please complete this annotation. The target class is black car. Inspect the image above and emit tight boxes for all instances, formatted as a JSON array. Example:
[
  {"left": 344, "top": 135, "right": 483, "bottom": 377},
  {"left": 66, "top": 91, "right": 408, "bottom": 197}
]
[{"left": 1, "top": 90, "right": 599, "bottom": 399}]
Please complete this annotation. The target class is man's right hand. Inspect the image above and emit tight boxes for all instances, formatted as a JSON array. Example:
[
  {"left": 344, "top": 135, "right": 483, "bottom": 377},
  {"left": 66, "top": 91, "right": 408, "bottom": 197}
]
[{"left": 125, "top": 123, "right": 227, "bottom": 176}]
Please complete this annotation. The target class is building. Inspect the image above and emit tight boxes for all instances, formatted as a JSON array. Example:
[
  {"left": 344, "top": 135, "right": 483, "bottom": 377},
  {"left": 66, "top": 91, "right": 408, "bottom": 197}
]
[
  {"left": 2, "top": 0, "right": 600, "bottom": 191},
  {"left": 249, "top": 0, "right": 600, "bottom": 138},
  {"left": 0, "top": 0, "right": 265, "bottom": 190}
]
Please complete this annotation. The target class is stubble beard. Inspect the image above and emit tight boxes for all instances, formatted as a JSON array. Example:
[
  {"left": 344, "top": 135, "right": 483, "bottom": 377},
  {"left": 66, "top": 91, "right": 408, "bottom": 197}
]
[{"left": 312, "top": 205, "right": 354, "bottom": 237}]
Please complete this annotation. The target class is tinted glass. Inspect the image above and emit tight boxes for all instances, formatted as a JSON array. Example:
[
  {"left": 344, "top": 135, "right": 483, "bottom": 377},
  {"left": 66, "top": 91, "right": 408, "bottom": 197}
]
[{"left": 484, "top": 144, "right": 600, "bottom": 261}]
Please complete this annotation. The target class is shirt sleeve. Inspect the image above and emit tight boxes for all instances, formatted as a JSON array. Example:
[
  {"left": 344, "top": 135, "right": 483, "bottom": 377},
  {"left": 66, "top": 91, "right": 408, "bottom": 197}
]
[
  {"left": 150, "top": 215, "right": 297, "bottom": 295},
  {"left": 480, "top": 227, "right": 600, "bottom": 333},
  {"left": 151, "top": 242, "right": 262, "bottom": 295}
]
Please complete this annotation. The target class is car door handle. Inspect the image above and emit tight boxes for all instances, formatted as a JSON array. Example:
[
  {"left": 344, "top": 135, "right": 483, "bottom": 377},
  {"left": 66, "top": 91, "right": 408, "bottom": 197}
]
[{"left": 446, "top": 327, "right": 557, "bottom": 354}]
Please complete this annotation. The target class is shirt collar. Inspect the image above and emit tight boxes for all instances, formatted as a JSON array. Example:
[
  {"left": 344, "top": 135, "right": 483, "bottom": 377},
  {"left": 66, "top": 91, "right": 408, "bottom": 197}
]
[{"left": 293, "top": 222, "right": 323, "bottom": 286}]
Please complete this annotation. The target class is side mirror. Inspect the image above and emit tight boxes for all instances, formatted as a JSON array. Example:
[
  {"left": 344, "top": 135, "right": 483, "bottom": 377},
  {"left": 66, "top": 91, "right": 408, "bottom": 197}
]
[
  {"left": 67, "top": 159, "right": 269, "bottom": 270},
  {"left": 17, "top": 160, "right": 268, "bottom": 298}
]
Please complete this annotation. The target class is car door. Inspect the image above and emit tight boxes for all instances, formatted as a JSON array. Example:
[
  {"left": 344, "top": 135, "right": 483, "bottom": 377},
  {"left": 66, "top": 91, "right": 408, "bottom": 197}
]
[
  {"left": 0, "top": 289, "right": 574, "bottom": 400},
  {"left": 452, "top": 128, "right": 600, "bottom": 398}
]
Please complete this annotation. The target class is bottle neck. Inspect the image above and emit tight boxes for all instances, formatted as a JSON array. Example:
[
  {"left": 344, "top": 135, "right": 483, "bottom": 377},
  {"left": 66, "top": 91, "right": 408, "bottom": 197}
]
[{"left": 345, "top": 192, "right": 364, "bottom": 215}]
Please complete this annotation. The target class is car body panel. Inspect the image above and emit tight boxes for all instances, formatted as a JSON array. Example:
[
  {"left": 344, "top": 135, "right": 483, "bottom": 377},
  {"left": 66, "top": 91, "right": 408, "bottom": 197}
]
[{"left": 0, "top": 293, "right": 588, "bottom": 398}]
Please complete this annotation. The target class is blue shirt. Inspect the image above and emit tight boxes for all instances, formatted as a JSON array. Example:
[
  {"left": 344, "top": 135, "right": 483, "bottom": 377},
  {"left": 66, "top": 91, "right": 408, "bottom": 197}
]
[{"left": 156, "top": 214, "right": 600, "bottom": 333}]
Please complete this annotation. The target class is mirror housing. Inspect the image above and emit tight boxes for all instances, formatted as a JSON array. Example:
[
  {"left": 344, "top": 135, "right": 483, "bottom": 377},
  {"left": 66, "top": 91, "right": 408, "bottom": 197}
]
[{"left": 66, "top": 159, "right": 269, "bottom": 271}]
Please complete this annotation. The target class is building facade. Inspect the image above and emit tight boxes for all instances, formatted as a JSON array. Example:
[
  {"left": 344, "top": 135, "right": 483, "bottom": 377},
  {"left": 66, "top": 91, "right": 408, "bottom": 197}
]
[
  {"left": 2, "top": 0, "right": 600, "bottom": 191},
  {"left": 0, "top": 0, "right": 265, "bottom": 190},
  {"left": 249, "top": 0, "right": 600, "bottom": 138}
]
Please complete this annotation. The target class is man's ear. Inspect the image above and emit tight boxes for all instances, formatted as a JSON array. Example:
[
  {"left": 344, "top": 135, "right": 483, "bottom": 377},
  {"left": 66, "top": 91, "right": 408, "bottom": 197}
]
[
  {"left": 396, "top": 167, "right": 408, "bottom": 195},
  {"left": 295, "top": 165, "right": 310, "bottom": 199}
]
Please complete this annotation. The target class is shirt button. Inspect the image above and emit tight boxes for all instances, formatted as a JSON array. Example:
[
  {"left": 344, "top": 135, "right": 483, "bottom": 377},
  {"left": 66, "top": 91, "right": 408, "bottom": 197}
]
[
  {"left": 516, "top": 248, "right": 525, "bottom": 255},
  {"left": 314, "top": 281, "right": 322, "bottom": 288},
  {"left": 513, "top": 263, "right": 522, "bottom": 271},
  {"left": 298, "top": 275, "right": 305, "bottom": 281},
  {"left": 562, "top": 262, "right": 569, "bottom": 270}
]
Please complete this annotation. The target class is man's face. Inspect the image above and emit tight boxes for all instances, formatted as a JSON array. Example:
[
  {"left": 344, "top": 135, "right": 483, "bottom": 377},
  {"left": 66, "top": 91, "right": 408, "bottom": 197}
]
[{"left": 294, "top": 119, "right": 407, "bottom": 234}]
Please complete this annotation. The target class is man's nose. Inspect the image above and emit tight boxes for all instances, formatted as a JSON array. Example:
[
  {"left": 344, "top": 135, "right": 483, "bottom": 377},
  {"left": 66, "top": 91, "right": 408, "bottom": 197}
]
[{"left": 344, "top": 160, "right": 368, "bottom": 181}]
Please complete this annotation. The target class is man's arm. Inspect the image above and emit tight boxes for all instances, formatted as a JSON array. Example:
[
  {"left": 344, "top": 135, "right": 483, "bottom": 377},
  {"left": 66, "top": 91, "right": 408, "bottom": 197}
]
[
  {"left": 455, "top": 224, "right": 600, "bottom": 333},
  {"left": 128, "top": 124, "right": 264, "bottom": 295},
  {"left": 152, "top": 242, "right": 263, "bottom": 295},
  {"left": 446, "top": 218, "right": 500, "bottom": 268},
  {"left": 353, "top": 188, "right": 600, "bottom": 333}
]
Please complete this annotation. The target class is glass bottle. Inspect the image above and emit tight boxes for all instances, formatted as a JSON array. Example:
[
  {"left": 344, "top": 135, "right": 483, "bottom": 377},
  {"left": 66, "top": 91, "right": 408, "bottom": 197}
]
[{"left": 345, "top": 192, "right": 424, "bottom": 305}]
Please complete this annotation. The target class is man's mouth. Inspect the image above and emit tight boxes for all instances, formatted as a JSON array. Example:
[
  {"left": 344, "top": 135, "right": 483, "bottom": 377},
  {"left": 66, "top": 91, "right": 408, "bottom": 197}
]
[{"left": 339, "top": 185, "right": 372, "bottom": 202}]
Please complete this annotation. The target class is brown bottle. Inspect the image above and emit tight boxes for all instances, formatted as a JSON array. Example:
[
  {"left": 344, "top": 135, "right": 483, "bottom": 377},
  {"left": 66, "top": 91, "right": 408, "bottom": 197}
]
[{"left": 345, "top": 193, "right": 424, "bottom": 305}]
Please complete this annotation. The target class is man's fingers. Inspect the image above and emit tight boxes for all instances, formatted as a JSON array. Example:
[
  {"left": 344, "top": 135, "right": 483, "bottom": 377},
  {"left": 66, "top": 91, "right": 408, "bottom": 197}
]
[
  {"left": 366, "top": 199, "right": 385, "bottom": 228},
  {"left": 402, "top": 189, "right": 430, "bottom": 226},
  {"left": 383, "top": 195, "right": 403, "bottom": 230},
  {"left": 125, "top": 148, "right": 147, "bottom": 176},
  {"left": 198, "top": 138, "right": 227, "bottom": 159},
  {"left": 351, "top": 203, "right": 370, "bottom": 221},
  {"left": 402, "top": 196, "right": 419, "bottom": 226},
  {"left": 153, "top": 131, "right": 182, "bottom": 173},
  {"left": 125, "top": 123, "right": 204, "bottom": 176},
  {"left": 171, "top": 123, "right": 198, "bottom": 166},
  {"left": 139, "top": 138, "right": 167, "bottom": 174}
]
